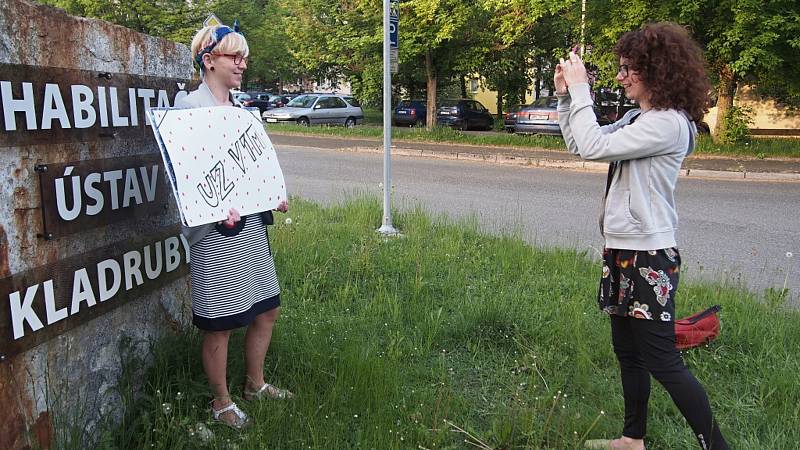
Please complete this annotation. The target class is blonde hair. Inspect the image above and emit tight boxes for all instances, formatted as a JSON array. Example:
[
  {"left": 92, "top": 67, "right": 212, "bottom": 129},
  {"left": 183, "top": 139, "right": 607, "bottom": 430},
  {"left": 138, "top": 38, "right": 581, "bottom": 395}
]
[{"left": 190, "top": 25, "right": 250, "bottom": 74}]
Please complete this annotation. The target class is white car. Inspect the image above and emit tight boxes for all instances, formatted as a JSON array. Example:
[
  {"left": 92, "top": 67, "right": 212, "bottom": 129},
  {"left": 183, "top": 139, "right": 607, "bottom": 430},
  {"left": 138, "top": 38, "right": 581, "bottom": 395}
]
[{"left": 262, "top": 94, "right": 364, "bottom": 127}]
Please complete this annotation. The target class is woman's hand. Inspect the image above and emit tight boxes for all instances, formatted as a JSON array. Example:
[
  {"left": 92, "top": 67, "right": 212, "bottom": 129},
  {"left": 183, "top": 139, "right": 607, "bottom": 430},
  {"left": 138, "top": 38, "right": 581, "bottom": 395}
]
[
  {"left": 561, "top": 51, "right": 589, "bottom": 87},
  {"left": 221, "top": 207, "right": 241, "bottom": 228},
  {"left": 554, "top": 62, "right": 568, "bottom": 95},
  {"left": 275, "top": 200, "right": 288, "bottom": 213}
]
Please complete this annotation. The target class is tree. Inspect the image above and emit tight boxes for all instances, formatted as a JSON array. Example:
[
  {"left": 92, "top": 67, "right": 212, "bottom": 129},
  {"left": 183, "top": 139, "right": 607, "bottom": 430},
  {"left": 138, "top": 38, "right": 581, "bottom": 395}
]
[
  {"left": 40, "top": 0, "right": 209, "bottom": 44},
  {"left": 691, "top": 0, "right": 800, "bottom": 136},
  {"left": 582, "top": 0, "right": 800, "bottom": 139},
  {"left": 478, "top": 2, "right": 574, "bottom": 116},
  {"left": 279, "top": 0, "right": 383, "bottom": 103},
  {"left": 211, "top": 0, "right": 304, "bottom": 91},
  {"left": 401, "top": 0, "right": 489, "bottom": 128}
]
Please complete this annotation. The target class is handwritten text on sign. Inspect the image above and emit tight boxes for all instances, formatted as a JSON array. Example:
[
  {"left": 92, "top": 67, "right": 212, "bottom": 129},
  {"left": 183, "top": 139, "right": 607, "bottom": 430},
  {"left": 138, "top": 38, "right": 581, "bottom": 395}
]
[{"left": 148, "top": 107, "right": 286, "bottom": 226}]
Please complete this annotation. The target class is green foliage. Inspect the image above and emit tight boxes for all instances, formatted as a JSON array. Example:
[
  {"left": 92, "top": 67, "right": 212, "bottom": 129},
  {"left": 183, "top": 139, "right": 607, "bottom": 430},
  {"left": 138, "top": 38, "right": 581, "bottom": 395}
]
[
  {"left": 93, "top": 197, "right": 800, "bottom": 449},
  {"left": 39, "top": 0, "right": 306, "bottom": 89},
  {"left": 696, "top": 0, "right": 800, "bottom": 107},
  {"left": 40, "top": 0, "right": 800, "bottom": 130},
  {"left": 718, "top": 105, "right": 754, "bottom": 145},
  {"left": 478, "top": 1, "right": 575, "bottom": 109},
  {"left": 39, "top": 0, "right": 211, "bottom": 44},
  {"left": 577, "top": 0, "right": 800, "bottom": 136},
  {"left": 212, "top": 0, "right": 304, "bottom": 90},
  {"left": 399, "top": 0, "right": 493, "bottom": 117}
]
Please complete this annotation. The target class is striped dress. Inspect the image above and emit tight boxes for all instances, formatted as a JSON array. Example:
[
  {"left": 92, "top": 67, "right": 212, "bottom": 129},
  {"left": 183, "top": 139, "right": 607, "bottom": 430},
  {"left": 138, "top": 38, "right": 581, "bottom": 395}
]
[{"left": 190, "top": 215, "right": 281, "bottom": 330}]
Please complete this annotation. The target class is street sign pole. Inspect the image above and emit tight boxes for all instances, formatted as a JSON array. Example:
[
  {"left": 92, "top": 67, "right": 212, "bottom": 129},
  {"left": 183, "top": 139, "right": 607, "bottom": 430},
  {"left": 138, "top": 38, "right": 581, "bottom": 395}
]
[{"left": 378, "top": 0, "right": 399, "bottom": 235}]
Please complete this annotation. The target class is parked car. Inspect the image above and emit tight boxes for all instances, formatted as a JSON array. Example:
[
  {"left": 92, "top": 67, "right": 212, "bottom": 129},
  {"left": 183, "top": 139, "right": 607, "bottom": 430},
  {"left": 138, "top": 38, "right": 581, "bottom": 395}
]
[
  {"left": 436, "top": 99, "right": 494, "bottom": 131},
  {"left": 232, "top": 91, "right": 251, "bottom": 103},
  {"left": 393, "top": 99, "right": 427, "bottom": 127},
  {"left": 503, "top": 104, "right": 524, "bottom": 133},
  {"left": 265, "top": 94, "right": 295, "bottom": 110},
  {"left": 514, "top": 96, "right": 561, "bottom": 135},
  {"left": 341, "top": 95, "right": 361, "bottom": 107},
  {"left": 594, "top": 89, "right": 638, "bottom": 125},
  {"left": 240, "top": 92, "right": 272, "bottom": 114},
  {"left": 262, "top": 94, "right": 364, "bottom": 127}
]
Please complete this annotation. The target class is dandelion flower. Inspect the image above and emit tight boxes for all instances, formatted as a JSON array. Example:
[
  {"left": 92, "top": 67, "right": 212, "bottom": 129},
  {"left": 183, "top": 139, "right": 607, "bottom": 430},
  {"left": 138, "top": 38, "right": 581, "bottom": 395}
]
[{"left": 285, "top": 218, "right": 293, "bottom": 225}]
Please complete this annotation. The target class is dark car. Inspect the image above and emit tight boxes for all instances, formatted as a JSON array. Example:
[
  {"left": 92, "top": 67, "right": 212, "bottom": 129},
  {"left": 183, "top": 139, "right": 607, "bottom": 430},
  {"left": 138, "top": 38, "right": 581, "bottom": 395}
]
[
  {"left": 265, "top": 94, "right": 295, "bottom": 110},
  {"left": 595, "top": 89, "right": 637, "bottom": 125},
  {"left": 514, "top": 96, "right": 561, "bottom": 135},
  {"left": 240, "top": 92, "right": 272, "bottom": 114},
  {"left": 393, "top": 100, "right": 427, "bottom": 127},
  {"left": 436, "top": 99, "right": 494, "bottom": 131}
]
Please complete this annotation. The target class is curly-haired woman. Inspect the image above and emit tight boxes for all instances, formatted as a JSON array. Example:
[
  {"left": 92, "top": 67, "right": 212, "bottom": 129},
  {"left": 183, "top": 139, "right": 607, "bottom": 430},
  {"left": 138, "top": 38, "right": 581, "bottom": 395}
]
[{"left": 555, "top": 22, "right": 729, "bottom": 449}]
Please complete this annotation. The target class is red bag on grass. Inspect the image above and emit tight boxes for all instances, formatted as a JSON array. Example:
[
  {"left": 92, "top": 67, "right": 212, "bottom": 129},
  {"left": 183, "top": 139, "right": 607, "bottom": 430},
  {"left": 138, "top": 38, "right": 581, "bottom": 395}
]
[{"left": 674, "top": 305, "right": 721, "bottom": 350}]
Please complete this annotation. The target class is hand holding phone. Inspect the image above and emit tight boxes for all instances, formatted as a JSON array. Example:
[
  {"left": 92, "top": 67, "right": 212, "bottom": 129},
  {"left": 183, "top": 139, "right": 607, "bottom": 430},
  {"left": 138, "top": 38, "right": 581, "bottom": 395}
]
[{"left": 561, "top": 50, "right": 589, "bottom": 87}]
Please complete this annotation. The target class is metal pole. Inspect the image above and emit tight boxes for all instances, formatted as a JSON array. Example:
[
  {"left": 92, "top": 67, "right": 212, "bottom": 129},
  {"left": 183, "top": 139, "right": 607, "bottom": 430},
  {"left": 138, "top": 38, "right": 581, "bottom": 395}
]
[
  {"left": 378, "top": 0, "right": 398, "bottom": 235},
  {"left": 580, "top": 0, "right": 586, "bottom": 56}
]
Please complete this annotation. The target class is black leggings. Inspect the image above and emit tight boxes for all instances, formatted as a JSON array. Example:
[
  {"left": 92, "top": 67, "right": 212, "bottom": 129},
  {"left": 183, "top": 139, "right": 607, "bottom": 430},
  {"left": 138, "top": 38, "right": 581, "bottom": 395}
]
[{"left": 610, "top": 315, "right": 729, "bottom": 449}]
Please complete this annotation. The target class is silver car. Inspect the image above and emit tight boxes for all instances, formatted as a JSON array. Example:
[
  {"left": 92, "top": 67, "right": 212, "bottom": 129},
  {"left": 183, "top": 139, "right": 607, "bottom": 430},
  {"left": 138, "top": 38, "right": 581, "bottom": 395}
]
[{"left": 262, "top": 94, "right": 364, "bottom": 127}]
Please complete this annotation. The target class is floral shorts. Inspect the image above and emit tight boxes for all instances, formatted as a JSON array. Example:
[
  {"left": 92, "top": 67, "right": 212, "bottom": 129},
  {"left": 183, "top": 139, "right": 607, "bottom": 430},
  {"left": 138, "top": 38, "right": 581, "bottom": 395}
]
[{"left": 597, "top": 247, "right": 681, "bottom": 322}]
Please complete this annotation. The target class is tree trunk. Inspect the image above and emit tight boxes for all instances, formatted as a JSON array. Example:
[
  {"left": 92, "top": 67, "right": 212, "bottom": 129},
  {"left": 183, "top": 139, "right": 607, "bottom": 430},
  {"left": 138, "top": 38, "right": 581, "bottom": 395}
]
[
  {"left": 496, "top": 88, "right": 503, "bottom": 121},
  {"left": 713, "top": 64, "right": 737, "bottom": 141},
  {"left": 425, "top": 50, "right": 437, "bottom": 130},
  {"left": 460, "top": 75, "right": 468, "bottom": 98}
]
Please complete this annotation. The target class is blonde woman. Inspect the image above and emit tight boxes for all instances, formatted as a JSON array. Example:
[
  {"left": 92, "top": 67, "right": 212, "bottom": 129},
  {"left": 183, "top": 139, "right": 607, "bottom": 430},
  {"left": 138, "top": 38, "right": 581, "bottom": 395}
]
[{"left": 179, "top": 23, "right": 292, "bottom": 429}]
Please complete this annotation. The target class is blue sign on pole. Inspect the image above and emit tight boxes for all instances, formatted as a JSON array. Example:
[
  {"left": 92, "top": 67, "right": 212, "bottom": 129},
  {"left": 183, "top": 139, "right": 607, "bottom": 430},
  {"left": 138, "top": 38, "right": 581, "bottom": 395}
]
[{"left": 389, "top": 0, "right": 399, "bottom": 49}]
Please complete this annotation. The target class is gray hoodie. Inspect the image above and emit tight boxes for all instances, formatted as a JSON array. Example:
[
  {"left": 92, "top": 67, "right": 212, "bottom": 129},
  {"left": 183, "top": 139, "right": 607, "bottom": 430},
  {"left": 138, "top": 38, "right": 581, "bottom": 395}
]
[{"left": 557, "top": 82, "right": 696, "bottom": 250}]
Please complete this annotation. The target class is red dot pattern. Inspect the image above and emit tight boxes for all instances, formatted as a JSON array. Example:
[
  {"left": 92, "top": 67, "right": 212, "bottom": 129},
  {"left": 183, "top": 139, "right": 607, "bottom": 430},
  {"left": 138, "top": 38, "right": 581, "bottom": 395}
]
[{"left": 168, "top": 108, "right": 285, "bottom": 227}]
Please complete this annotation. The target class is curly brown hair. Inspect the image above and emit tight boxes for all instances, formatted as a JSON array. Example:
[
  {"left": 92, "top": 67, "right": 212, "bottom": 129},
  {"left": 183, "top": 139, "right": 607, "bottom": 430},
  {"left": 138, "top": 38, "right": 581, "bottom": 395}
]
[{"left": 614, "top": 22, "right": 711, "bottom": 122}]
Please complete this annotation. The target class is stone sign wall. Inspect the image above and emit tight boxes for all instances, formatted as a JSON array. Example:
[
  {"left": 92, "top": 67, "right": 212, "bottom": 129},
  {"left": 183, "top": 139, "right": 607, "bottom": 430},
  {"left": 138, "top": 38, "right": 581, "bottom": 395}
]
[{"left": 0, "top": 1, "right": 195, "bottom": 448}]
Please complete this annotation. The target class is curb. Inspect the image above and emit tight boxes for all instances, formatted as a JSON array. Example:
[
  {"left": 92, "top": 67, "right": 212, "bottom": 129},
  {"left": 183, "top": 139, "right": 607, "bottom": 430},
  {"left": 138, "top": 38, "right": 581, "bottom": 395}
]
[{"left": 285, "top": 144, "right": 800, "bottom": 182}]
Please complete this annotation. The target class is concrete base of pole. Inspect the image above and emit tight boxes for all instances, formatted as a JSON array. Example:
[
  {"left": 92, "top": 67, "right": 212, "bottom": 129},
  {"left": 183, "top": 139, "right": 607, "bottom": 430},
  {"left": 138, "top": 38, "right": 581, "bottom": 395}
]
[{"left": 377, "top": 224, "right": 401, "bottom": 236}]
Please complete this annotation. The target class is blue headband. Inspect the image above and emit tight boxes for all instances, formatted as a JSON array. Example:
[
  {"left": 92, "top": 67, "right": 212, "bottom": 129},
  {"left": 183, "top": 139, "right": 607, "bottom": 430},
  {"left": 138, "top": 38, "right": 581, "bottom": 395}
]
[{"left": 194, "top": 20, "right": 243, "bottom": 71}]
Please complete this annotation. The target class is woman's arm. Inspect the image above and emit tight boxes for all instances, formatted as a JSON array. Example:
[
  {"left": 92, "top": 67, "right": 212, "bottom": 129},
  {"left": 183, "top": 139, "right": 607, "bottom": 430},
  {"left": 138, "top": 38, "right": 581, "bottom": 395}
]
[{"left": 566, "top": 83, "right": 682, "bottom": 161}]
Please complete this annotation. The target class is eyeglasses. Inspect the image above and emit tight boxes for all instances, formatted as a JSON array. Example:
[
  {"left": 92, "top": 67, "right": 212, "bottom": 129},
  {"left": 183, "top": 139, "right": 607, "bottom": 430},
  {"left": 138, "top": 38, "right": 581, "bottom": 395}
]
[
  {"left": 213, "top": 53, "right": 248, "bottom": 65},
  {"left": 617, "top": 64, "right": 630, "bottom": 77}
]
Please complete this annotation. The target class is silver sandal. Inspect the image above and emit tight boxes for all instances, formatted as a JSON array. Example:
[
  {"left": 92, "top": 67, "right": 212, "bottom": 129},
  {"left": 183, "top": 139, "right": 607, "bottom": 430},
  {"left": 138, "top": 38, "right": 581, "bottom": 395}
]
[
  {"left": 244, "top": 383, "right": 294, "bottom": 401},
  {"left": 211, "top": 401, "right": 250, "bottom": 430}
]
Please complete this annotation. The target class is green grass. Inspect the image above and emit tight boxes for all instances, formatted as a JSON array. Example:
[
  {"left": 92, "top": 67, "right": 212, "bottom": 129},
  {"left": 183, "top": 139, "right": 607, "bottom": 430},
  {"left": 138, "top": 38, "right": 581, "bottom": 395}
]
[
  {"left": 269, "top": 122, "right": 568, "bottom": 150},
  {"left": 694, "top": 135, "right": 800, "bottom": 159},
  {"left": 267, "top": 108, "right": 800, "bottom": 159},
  {"left": 96, "top": 197, "right": 799, "bottom": 449}
]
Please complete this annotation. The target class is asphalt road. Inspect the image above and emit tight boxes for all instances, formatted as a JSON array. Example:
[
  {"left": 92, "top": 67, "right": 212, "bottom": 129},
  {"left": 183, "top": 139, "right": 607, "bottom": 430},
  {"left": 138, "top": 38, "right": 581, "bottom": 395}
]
[{"left": 275, "top": 145, "right": 800, "bottom": 301}]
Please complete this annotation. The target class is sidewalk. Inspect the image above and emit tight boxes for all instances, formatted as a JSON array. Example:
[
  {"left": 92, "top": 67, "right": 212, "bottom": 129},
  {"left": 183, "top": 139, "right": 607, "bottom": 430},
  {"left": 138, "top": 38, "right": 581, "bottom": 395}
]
[{"left": 269, "top": 133, "right": 800, "bottom": 182}]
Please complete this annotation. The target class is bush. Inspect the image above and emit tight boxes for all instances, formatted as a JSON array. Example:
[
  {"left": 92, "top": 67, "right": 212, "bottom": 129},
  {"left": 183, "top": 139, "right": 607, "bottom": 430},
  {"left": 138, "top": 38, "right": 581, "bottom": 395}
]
[{"left": 718, "top": 105, "right": 754, "bottom": 144}]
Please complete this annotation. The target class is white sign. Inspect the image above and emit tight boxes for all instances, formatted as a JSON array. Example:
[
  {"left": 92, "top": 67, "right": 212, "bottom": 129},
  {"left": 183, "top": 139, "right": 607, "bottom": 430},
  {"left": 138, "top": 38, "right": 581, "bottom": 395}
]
[
  {"left": 390, "top": 48, "right": 399, "bottom": 74},
  {"left": 148, "top": 107, "right": 286, "bottom": 226}
]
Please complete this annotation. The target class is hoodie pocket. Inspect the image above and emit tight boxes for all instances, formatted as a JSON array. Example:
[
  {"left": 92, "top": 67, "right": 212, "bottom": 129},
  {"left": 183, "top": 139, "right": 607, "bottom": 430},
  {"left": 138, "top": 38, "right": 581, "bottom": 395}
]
[{"left": 605, "top": 188, "right": 641, "bottom": 234}]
